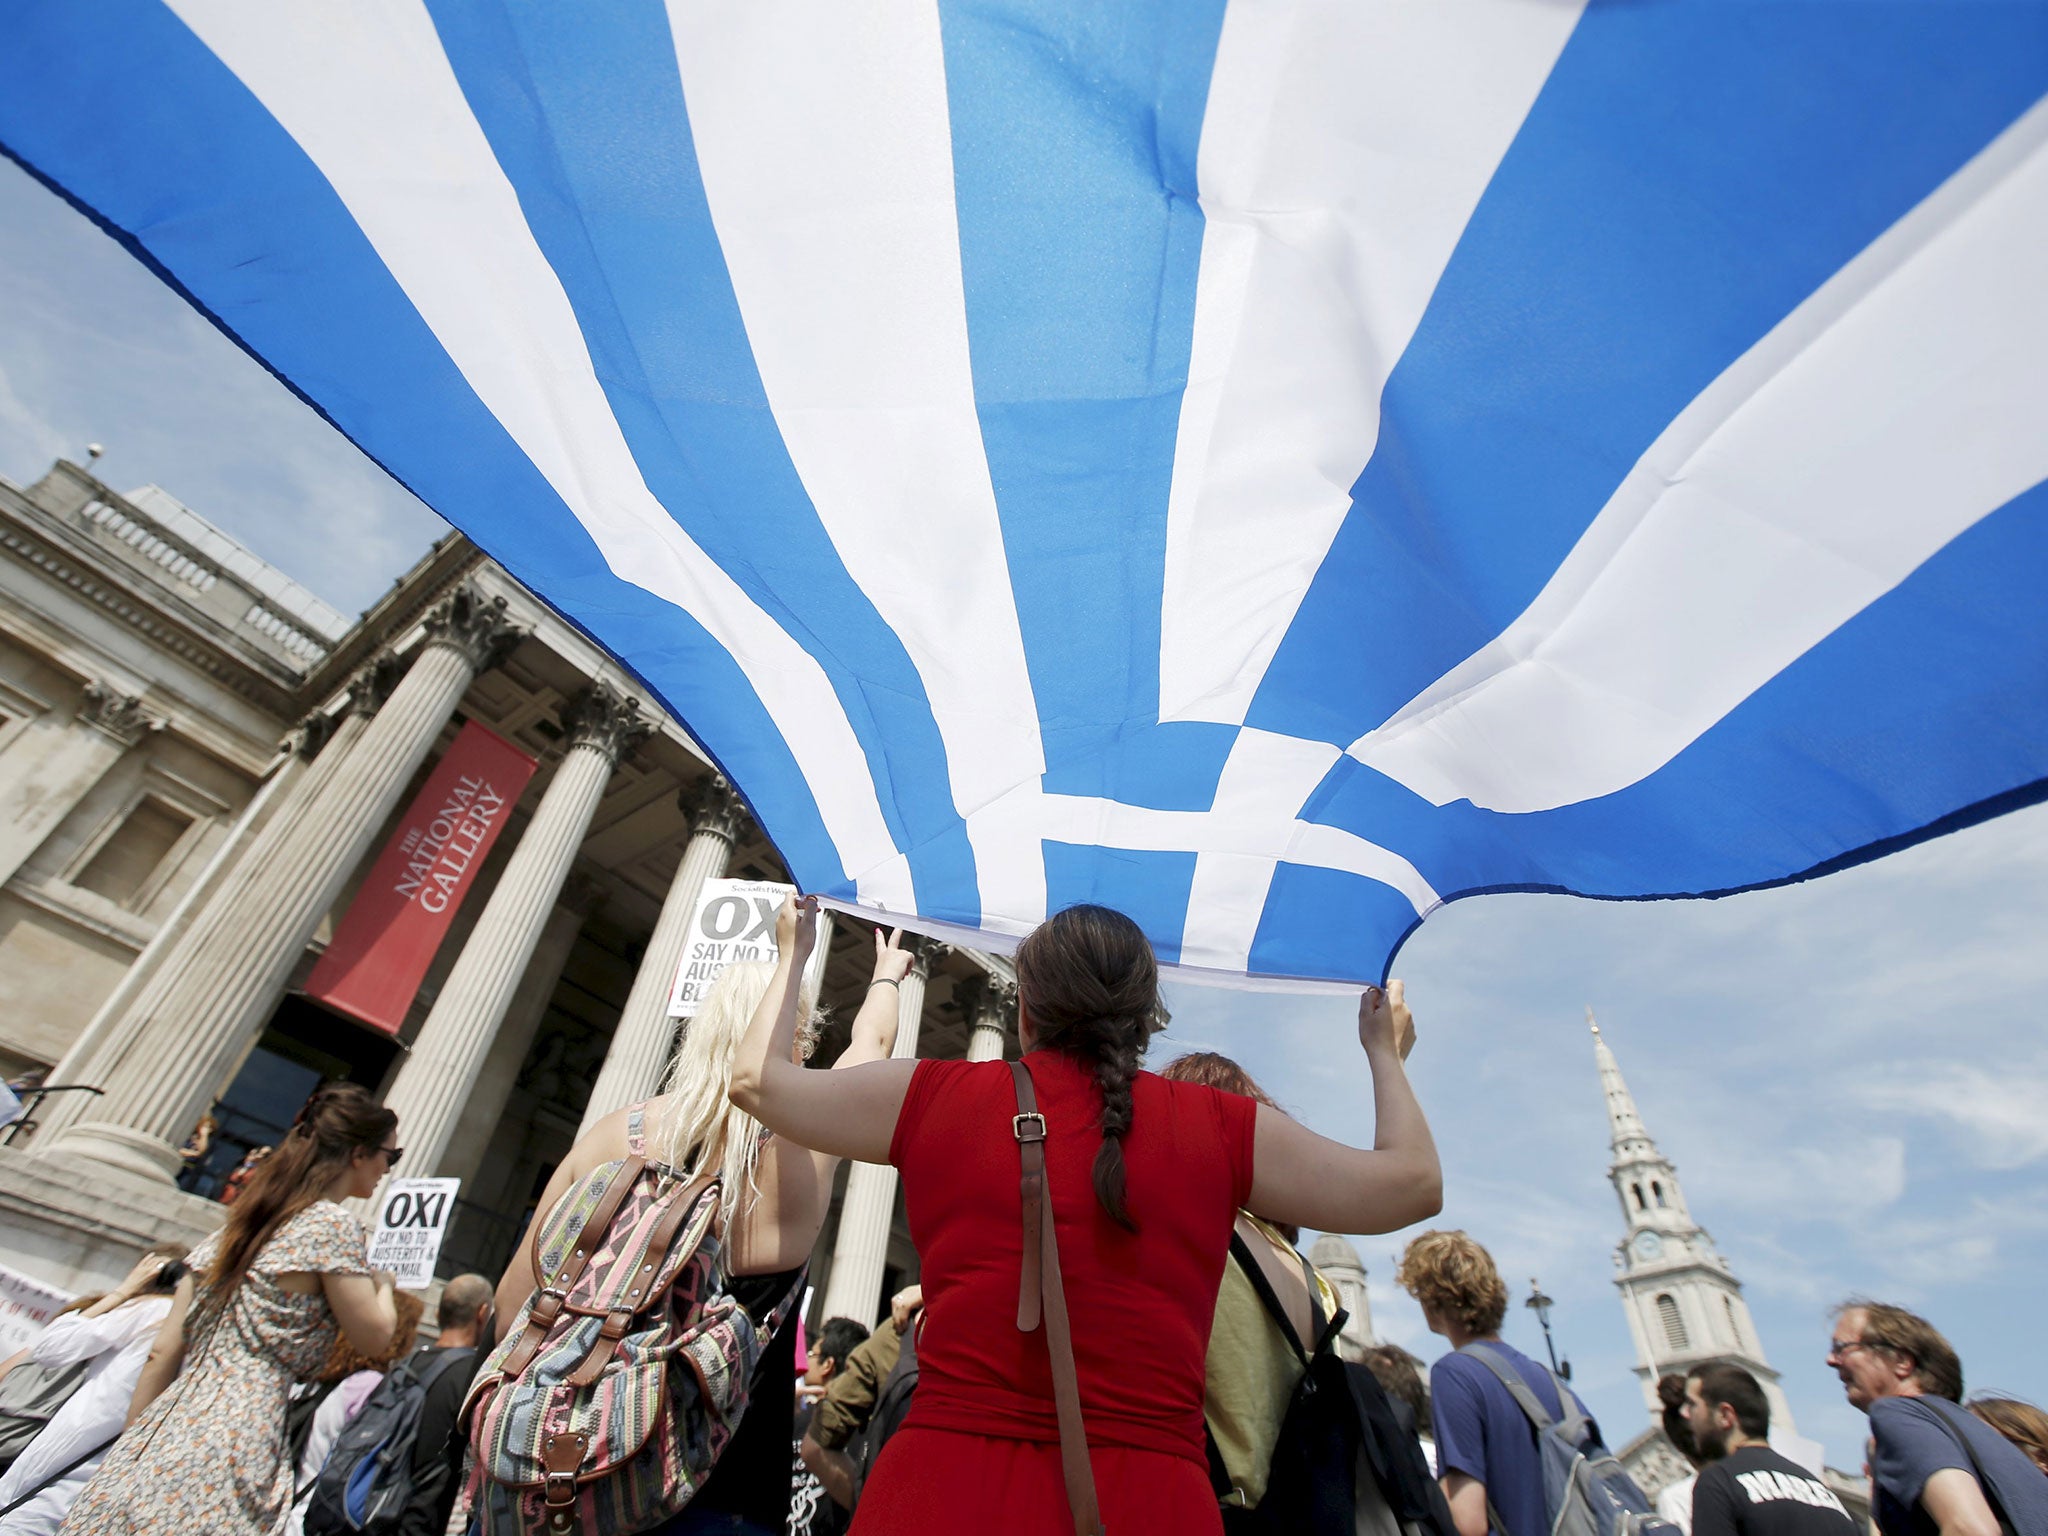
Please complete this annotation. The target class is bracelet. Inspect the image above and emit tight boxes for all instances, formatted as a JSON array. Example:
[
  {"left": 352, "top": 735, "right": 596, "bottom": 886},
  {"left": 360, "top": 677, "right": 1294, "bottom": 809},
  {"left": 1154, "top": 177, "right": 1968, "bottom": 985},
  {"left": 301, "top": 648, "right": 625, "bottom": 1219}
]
[{"left": 868, "top": 978, "right": 900, "bottom": 991}]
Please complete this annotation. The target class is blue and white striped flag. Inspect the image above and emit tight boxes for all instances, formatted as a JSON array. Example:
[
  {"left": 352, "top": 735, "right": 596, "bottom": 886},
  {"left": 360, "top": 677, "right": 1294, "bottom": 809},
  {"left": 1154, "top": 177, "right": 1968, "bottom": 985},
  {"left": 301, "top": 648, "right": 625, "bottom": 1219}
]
[{"left": 5, "top": 2, "right": 2045, "bottom": 987}]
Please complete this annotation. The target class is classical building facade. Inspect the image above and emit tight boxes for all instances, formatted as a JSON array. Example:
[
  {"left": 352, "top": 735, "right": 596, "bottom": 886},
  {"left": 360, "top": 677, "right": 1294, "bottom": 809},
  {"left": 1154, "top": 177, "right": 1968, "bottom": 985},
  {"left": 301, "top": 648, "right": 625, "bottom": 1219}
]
[
  {"left": 0, "top": 458, "right": 1017, "bottom": 1331},
  {"left": 1592, "top": 1015, "right": 1869, "bottom": 1525}
]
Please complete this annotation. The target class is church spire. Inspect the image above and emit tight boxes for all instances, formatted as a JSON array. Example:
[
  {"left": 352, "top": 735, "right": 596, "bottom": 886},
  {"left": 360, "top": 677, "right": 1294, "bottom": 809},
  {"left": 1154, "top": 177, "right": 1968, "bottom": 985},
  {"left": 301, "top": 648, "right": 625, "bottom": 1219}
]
[
  {"left": 1590, "top": 1007, "right": 1654, "bottom": 1162},
  {"left": 1590, "top": 1009, "right": 1691, "bottom": 1232}
]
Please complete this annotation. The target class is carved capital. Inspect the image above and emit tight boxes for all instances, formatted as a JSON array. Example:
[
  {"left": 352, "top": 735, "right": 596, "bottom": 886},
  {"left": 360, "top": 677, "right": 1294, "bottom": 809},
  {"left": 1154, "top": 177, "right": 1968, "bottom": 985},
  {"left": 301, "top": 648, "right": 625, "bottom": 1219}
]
[
  {"left": 561, "top": 682, "right": 654, "bottom": 765},
  {"left": 909, "top": 934, "right": 945, "bottom": 978},
  {"left": 78, "top": 682, "right": 160, "bottom": 746},
  {"left": 959, "top": 972, "right": 1018, "bottom": 1030},
  {"left": 283, "top": 708, "right": 340, "bottom": 761},
  {"left": 422, "top": 581, "right": 523, "bottom": 673},
  {"left": 345, "top": 652, "right": 404, "bottom": 720},
  {"left": 682, "top": 772, "right": 748, "bottom": 845}
]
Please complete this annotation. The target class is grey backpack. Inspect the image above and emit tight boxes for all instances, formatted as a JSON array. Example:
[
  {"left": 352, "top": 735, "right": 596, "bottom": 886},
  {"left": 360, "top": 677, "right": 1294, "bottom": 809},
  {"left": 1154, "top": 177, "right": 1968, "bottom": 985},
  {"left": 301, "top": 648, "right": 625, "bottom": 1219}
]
[
  {"left": 0, "top": 1358, "right": 90, "bottom": 1468},
  {"left": 1457, "top": 1344, "right": 1679, "bottom": 1536}
]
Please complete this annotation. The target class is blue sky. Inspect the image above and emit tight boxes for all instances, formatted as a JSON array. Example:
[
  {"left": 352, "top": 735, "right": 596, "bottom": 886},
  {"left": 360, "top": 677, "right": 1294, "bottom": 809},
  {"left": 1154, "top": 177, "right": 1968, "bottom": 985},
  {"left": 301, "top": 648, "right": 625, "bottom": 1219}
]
[
  {"left": 0, "top": 160, "right": 447, "bottom": 612},
  {"left": 5, "top": 154, "right": 2045, "bottom": 1474}
]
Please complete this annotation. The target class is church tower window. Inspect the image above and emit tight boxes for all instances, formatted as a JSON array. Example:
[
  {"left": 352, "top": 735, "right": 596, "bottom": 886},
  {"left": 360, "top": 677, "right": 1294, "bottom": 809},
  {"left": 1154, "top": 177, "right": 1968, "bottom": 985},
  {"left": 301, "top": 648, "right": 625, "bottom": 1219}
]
[
  {"left": 1651, "top": 1180, "right": 1666, "bottom": 1208},
  {"left": 1724, "top": 1296, "right": 1742, "bottom": 1347},
  {"left": 1656, "top": 1293, "right": 1688, "bottom": 1351},
  {"left": 1632, "top": 1183, "right": 1646, "bottom": 1211}
]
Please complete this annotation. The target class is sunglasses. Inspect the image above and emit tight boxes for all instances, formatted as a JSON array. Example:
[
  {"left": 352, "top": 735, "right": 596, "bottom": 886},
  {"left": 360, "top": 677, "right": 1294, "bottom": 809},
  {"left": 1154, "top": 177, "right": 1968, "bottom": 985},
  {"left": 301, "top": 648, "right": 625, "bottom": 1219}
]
[{"left": 374, "top": 1144, "right": 404, "bottom": 1170}]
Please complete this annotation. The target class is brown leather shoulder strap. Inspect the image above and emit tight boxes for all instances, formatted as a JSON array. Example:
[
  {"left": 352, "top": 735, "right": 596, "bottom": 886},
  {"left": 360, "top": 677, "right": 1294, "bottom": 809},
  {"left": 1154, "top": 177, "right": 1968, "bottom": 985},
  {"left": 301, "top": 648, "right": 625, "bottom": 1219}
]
[
  {"left": 1009, "top": 1060, "right": 1105, "bottom": 1536},
  {"left": 501, "top": 1153, "right": 648, "bottom": 1381},
  {"left": 563, "top": 1173, "right": 717, "bottom": 1389}
]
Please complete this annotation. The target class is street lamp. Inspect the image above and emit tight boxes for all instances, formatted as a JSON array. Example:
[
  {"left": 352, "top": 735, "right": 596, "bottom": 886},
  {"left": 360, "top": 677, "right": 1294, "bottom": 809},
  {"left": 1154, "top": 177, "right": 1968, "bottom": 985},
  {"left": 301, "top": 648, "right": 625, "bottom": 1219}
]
[{"left": 1526, "top": 1277, "right": 1571, "bottom": 1380}]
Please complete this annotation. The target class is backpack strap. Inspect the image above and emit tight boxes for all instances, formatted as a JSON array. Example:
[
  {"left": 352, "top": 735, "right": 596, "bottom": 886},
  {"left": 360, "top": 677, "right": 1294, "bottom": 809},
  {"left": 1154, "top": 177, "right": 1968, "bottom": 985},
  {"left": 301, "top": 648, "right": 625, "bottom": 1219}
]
[
  {"left": 1919, "top": 1399, "right": 2021, "bottom": 1536},
  {"left": 1458, "top": 1344, "right": 1554, "bottom": 1429},
  {"left": 1009, "top": 1060, "right": 1105, "bottom": 1536},
  {"left": 1227, "top": 1227, "right": 1344, "bottom": 1367},
  {"left": 1458, "top": 1343, "right": 1592, "bottom": 1449},
  {"left": 0, "top": 1430, "right": 123, "bottom": 1519},
  {"left": 500, "top": 1153, "right": 649, "bottom": 1380},
  {"left": 562, "top": 1174, "right": 718, "bottom": 1389}
]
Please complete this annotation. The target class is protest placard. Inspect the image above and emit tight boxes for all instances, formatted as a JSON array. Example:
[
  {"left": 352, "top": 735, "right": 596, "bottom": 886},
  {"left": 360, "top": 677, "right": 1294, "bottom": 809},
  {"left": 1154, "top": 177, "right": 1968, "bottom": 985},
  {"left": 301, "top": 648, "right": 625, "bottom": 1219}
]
[
  {"left": 667, "top": 878, "right": 796, "bottom": 1018},
  {"left": 0, "top": 1261, "right": 73, "bottom": 1356},
  {"left": 366, "top": 1177, "right": 461, "bottom": 1289}
]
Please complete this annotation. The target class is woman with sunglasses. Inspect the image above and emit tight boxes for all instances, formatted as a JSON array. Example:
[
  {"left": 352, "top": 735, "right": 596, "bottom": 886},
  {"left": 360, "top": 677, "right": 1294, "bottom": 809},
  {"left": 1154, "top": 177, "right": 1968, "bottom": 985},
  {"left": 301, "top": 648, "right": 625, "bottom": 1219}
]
[{"left": 64, "top": 1083, "right": 403, "bottom": 1536}]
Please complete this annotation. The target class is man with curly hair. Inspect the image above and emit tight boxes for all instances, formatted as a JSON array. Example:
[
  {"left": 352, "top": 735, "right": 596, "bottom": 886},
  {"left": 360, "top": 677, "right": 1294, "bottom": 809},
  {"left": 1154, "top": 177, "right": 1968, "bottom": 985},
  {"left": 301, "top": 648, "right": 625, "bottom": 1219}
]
[{"left": 1397, "top": 1230, "right": 1600, "bottom": 1536}]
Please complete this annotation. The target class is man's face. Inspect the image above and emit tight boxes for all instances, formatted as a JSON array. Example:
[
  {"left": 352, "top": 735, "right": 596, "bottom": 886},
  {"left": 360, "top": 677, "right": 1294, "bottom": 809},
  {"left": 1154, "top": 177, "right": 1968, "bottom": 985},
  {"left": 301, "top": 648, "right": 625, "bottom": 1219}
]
[
  {"left": 1829, "top": 1309, "right": 1908, "bottom": 1409},
  {"left": 1682, "top": 1378, "right": 1731, "bottom": 1461},
  {"left": 802, "top": 1340, "right": 836, "bottom": 1389}
]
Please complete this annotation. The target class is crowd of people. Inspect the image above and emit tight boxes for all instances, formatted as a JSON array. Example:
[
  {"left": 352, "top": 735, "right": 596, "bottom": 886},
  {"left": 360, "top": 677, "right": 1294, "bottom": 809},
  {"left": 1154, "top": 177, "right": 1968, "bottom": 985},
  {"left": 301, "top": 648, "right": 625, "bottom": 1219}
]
[{"left": 0, "top": 896, "right": 2040, "bottom": 1535}]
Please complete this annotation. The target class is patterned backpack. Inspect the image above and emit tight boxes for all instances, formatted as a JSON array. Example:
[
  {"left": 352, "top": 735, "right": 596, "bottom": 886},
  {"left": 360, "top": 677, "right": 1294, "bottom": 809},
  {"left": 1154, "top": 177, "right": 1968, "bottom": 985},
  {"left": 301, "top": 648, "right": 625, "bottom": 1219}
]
[{"left": 462, "top": 1105, "right": 800, "bottom": 1535}]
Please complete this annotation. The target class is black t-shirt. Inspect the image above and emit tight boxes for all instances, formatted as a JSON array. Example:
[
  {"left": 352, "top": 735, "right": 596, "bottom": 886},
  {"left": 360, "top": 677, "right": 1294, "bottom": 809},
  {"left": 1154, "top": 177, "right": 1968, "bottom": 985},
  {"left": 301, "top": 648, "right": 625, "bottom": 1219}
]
[
  {"left": 790, "top": 1400, "right": 850, "bottom": 1536},
  {"left": 650, "top": 1267, "right": 803, "bottom": 1531},
  {"left": 1691, "top": 1446, "right": 1858, "bottom": 1536},
  {"left": 399, "top": 1344, "right": 480, "bottom": 1536}
]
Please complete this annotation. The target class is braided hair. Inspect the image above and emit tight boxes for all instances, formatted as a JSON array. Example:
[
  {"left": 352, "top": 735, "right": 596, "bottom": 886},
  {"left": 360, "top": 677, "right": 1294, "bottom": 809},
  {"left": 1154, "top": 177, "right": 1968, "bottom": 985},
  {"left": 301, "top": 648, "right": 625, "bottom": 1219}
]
[{"left": 1013, "top": 904, "right": 1157, "bottom": 1231}]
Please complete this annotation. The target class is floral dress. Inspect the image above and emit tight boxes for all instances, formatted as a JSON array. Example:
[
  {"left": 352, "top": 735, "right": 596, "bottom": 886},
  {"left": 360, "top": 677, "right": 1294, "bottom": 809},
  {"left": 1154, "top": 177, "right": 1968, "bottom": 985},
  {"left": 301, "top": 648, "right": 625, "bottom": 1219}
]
[{"left": 62, "top": 1200, "right": 369, "bottom": 1536}]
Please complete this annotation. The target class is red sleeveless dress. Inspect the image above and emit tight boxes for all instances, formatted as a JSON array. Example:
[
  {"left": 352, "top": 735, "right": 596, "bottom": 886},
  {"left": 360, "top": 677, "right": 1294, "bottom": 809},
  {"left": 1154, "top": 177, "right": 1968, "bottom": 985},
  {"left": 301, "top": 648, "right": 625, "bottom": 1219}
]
[{"left": 850, "top": 1049, "right": 1258, "bottom": 1535}]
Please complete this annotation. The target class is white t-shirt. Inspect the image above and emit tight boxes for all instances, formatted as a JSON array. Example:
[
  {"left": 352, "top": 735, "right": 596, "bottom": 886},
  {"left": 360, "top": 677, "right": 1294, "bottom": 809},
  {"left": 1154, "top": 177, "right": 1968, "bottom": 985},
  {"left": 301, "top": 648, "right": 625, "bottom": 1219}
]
[
  {"left": 1658, "top": 1471, "right": 1699, "bottom": 1536},
  {"left": 0, "top": 1296, "right": 172, "bottom": 1536}
]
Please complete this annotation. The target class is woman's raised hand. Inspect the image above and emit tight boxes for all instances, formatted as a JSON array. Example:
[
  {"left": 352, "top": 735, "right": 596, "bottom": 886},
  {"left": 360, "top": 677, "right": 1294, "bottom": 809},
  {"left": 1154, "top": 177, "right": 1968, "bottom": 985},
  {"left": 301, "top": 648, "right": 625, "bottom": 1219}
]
[
  {"left": 113, "top": 1251, "right": 170, "bottom": 1299},
  {"left": 1359, "top": 980, "right": 1416, "bottom": 1062},
  {"left": 872, "top": 926, "right": 914, "bottom": 986},
  {"left": 775, "top": 893, "right": 820, "bottom": 962}
]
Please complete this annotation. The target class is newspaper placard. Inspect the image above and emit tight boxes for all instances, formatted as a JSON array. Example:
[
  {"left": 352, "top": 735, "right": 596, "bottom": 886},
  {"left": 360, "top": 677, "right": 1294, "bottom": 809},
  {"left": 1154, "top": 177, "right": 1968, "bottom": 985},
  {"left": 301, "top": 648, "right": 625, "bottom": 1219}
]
[
  {"left": 667, "top": 878, "right": 797, "bottom": 1018},
  {"left": 366, "top": 1177, "right": 461, "bottom": 1289},
  {"left": 0, "top": 1260, "right": 74, "bottom": 1356}
]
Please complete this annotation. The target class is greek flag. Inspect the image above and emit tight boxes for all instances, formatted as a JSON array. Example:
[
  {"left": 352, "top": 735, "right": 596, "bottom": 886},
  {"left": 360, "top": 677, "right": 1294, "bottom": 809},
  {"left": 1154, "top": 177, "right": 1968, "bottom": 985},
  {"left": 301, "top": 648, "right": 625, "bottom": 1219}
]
[{"left": 5, "top": 2, "right": 2045, "bottom": 987}]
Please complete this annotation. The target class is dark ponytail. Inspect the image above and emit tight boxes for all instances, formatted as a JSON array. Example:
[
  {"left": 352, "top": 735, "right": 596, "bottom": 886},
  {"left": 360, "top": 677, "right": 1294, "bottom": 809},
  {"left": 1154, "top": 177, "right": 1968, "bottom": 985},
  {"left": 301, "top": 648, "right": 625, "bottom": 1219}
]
[
  {"left": 206, "top": 1082, "right": 393, "bottom": 1308},
  {"left": 1014, "top": 904, "right": 1157, "bottom": 1231}
]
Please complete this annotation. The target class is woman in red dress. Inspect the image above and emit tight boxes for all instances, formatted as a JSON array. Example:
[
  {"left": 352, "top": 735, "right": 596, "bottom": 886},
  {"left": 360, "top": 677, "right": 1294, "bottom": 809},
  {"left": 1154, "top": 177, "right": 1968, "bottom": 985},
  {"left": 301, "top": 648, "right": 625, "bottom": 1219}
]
[{"left": 731, "top": 899, "right": 1440, "bottom": 1535}]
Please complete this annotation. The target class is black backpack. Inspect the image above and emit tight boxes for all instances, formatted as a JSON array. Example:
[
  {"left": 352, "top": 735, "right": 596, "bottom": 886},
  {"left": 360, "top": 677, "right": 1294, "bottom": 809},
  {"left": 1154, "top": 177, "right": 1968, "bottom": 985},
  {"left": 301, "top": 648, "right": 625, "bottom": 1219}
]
[
  {"left": 304, "top": 1345, "right": 475, "bottom": 1536},
  {"left": 1210, "top": 1232, "right": 1457, "bottom": 1536},
  {"left": 850, "top": 1320, "right": 920, "bottom": 1505}
]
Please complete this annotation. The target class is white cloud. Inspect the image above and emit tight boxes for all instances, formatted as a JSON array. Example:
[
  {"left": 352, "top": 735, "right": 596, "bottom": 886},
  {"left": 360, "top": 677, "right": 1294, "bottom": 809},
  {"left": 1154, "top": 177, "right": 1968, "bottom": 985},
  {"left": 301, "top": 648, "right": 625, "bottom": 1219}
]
[{"left": 1853, "top": 1063, "right": 2048, "bottom": 1170}]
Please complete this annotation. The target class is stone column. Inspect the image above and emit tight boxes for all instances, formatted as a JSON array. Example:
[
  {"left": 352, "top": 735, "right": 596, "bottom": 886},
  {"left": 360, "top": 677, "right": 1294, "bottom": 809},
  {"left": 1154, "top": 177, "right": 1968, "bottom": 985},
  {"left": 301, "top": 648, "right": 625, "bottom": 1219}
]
[
  {"left": 575, "top": 775, "right": 745, "bottom": 1136},
  {"left": 381, "top": 684, "right": 650, "bottom": 1178},
  {"left": 28, "top": 711, "right": 338, "bottom": 1146},
  {"left": 50, "top": 585, "right": 520, "bottom": 1180},
  {"left": 434, "top": 876, "right": 604, "bottom": 1193},
  {"left": 0, "top": 681, "right": 162, "bottom": 888},
  {"left": 964, "top": 973, "right": 1017, "bottom": 1063},
  {"left": 819, "top": 938, "right": 938, "bottom": 1325}
]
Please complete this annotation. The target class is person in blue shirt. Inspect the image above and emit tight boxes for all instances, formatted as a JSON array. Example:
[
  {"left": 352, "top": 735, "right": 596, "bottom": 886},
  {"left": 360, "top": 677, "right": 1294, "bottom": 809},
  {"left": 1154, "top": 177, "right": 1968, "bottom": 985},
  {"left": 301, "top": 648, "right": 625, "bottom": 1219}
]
[
  {"left": 1830, "top": 1301, "right": 2048, "bottom": 1536},
  {"left": 1398, "top": 1230, "right": 1600, "bottom": 1536}
]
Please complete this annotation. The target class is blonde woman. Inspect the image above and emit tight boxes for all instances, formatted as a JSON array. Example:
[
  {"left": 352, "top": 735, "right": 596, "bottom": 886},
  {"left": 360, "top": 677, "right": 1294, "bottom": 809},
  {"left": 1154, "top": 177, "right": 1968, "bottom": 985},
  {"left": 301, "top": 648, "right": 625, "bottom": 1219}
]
[{"left": 492, "top": 914, "right": 909, "bottom": 1535}]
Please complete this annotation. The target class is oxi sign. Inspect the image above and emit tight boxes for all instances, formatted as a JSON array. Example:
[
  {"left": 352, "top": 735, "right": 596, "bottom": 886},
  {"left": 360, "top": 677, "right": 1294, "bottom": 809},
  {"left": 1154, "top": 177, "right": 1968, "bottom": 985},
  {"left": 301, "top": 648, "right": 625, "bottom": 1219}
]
[
  {"left": 366, "top": 1176, "right": 461, "bottom": 1289},
  {"left": 666, "top": 878, "right": 796, "bottom": 1019}
]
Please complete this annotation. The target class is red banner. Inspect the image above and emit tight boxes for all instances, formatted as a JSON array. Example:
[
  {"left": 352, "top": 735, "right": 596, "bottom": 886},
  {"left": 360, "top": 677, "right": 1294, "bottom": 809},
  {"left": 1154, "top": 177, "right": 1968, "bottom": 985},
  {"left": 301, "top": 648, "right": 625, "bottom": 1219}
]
[{"left": 305, "top": 721, "right": 536, "bottom": 1034}]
